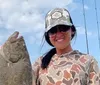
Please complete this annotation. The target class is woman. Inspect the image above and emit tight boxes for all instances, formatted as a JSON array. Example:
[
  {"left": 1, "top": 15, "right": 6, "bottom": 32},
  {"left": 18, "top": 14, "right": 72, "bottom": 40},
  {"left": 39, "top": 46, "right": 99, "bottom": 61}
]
[{"left": 32, "top": 8, "right": 99, "bottom": 85}]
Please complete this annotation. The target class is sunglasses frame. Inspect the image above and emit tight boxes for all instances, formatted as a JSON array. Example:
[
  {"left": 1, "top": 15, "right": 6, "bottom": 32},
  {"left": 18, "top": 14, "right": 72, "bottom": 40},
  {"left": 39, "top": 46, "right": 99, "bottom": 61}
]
[{"left": 48, "top": 25, "right": 71, "bottom": 36}]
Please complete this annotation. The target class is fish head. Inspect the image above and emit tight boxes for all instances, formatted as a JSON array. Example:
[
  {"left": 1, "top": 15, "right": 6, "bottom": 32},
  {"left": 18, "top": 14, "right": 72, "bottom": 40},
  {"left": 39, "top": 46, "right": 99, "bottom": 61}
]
[{"left": 2, "top": 31, "right": 28, "bottom": 63}]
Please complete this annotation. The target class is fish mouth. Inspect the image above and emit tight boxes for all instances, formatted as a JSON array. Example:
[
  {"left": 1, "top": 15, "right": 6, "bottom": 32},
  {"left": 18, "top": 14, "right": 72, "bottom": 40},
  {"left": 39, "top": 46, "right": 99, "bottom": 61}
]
[{"left": 9, "top": 31, "right": 23, "bottom": 43}]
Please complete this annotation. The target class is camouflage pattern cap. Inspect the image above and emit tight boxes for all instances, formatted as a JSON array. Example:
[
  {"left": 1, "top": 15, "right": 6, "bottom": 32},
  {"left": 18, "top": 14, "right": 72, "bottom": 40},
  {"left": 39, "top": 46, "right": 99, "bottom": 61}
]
[{"left": 45, "top": 8, "right": 73, "bottom": 32}]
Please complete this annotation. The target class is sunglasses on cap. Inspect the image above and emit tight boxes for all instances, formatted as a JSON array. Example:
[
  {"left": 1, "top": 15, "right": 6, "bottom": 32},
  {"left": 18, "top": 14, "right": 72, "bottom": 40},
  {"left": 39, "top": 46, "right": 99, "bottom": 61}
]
[{"left": 48, "top": 25, "right": 71, "bottom": 35}]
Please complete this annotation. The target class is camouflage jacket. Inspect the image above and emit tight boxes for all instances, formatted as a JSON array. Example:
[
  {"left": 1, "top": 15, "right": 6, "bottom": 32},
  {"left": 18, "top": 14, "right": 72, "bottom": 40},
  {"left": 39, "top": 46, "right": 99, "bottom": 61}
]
[{"left": 32, "top": 50, "right": 100, "bottom": 85}]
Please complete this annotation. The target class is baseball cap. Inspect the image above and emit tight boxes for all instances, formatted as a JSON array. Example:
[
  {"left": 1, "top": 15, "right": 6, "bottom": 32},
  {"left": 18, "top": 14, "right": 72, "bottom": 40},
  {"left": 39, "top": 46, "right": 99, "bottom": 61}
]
[{"left": 45, "top": 8, "right": 74, "bottom": 32}]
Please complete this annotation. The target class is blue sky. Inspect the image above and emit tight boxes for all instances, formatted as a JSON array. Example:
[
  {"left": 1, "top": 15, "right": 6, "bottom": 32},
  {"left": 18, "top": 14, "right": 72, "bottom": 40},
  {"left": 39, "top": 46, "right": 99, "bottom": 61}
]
[{"left": 0, "top": 0, "right": 100, "bottom": 67}]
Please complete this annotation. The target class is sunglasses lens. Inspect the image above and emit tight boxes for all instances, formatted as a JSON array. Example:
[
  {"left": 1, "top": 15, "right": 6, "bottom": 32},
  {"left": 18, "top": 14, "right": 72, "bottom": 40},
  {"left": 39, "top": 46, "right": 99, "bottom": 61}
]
[
  {"left": 59, "top": 26, "right": 70, "bottom": 32},
  {"left": 48, "top": 27, "right": 57, "bottom": 35},
  {"left": 48, "top": 25, "right": 70, "bottom": 35}
]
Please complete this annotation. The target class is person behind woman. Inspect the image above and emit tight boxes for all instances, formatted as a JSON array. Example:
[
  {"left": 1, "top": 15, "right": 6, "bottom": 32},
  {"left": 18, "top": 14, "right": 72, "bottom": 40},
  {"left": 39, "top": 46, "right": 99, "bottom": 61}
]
[{"left": 32, "top": 8, "right": 100, "bottom": 85}]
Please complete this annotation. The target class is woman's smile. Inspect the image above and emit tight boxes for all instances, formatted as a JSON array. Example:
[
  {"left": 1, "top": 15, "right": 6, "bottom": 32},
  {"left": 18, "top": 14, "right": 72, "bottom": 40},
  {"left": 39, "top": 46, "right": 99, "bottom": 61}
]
[{"left": 56, "top": 38, "right": 64, "bottom": 42}]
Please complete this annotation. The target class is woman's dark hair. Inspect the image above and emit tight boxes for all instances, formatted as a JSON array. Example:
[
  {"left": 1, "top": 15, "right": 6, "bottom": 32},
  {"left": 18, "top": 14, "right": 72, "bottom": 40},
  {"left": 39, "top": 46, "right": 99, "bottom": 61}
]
[
  {"left": 41, "top": 48, "right": 56, "bottom": 69},
  {"left": 41, "top": 16, "right": 76, "bottom": 69}
]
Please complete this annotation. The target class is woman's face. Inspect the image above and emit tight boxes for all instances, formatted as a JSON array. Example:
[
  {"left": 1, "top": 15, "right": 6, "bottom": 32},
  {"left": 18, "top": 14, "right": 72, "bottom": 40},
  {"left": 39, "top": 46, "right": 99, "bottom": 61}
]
[{"left": 48, "top": 25, "right": 72, "bottom": 50}]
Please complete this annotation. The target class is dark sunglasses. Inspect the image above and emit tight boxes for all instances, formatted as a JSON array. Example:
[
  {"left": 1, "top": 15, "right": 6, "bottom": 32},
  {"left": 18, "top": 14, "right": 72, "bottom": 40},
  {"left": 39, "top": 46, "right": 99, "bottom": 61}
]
[{"left": 48, "top": 25, "right": 71, "bottom": 35}]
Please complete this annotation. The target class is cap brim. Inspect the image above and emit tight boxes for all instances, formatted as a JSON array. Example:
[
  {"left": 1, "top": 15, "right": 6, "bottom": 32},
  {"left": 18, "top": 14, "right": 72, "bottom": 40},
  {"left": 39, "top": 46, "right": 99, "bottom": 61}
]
[{"left": 46, "top": 22, "right": 72, "bottom": 32}]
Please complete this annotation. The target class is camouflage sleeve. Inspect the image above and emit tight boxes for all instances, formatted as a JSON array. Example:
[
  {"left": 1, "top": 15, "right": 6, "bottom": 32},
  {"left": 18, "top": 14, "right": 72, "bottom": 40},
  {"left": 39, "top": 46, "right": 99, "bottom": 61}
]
[
  {"left": 89, "top": 58, "right": 100, "bottom": 85},
  {"left": 32, "top": 57, "right": 42, "bottom": 85}
]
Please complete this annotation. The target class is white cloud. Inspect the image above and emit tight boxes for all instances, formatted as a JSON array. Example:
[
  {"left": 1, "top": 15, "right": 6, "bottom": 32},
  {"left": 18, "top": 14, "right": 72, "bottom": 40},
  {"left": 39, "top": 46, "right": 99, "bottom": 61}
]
[
  {"left": 6, "top": 12, "right": 44, "bottom": 33},
  {"left": 29, "top": 0, "right": 73, "bottom": 9},
  {"left": 0, "top": 0, "right": 73, "bottom": 32},
  {"left": 0, "top": 0, "right": 75, "bottom": 44}
]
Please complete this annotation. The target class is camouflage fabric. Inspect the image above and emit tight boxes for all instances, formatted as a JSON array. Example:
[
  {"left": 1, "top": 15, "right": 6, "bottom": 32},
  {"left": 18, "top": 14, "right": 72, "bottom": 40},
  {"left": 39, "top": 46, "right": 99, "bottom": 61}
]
[
  {"left": 32, "top": 50, "right": 100, "bottom": 85},
  {"left": 45, "top": 8, "right": 73, "bottom": 32}
]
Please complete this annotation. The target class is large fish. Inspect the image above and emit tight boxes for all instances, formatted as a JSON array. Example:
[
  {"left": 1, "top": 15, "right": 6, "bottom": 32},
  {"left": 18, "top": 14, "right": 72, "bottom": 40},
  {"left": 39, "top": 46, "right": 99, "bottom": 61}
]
[{"left": 0, "top": 31, "right": 32, "bottom": 85}]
